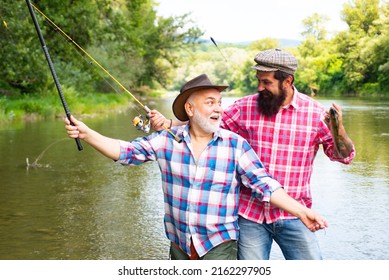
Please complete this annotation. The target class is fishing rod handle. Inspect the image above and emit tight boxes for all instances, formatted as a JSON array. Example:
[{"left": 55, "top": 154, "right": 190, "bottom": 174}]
[
  {"left": 162, "top": 125, "right": 182, "bottom": 143},
  {"left": 74, "top": 136, "right": 83, "bottom": 151},
  {"left": 172, "top": 133, "right": 182, "bottom": 143},
  {"left": 67, "top": 113, "right": 83, "bottom": 151},
  {"left": 74, "top": 136, "right": 84, "bottom": 151}
]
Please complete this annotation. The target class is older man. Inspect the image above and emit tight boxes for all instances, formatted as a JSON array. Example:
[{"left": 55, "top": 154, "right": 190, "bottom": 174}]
[{"left": 65, "top": 74, "right": 327, "bottom": 260}]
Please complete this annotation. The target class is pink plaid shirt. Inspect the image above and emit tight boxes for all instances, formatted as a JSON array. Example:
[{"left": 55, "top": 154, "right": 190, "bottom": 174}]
[{"left": 221, "top": 88, "right": 355, "bottom": 223}]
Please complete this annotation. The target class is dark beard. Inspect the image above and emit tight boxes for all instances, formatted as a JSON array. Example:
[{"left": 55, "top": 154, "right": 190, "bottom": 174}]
[{"left": 256, "top": 87, "right": 287, "bottom": 117}]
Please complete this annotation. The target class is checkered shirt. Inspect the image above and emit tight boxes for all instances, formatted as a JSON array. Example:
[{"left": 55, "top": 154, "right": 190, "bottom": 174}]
[
  {"left": 221, "top": 89, "right": 355, "bottom": 223},
  {"left": 117, "top": 125, "right": 281, "bottom": 257}
]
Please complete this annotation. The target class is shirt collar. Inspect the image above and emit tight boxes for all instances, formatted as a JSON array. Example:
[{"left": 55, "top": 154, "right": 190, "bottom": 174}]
[
  {"left": 182, "top": 124, "right": 223, "bottom": 143},
  {"left": 283, "top": 86, "right": 301, "bottom": 111}
]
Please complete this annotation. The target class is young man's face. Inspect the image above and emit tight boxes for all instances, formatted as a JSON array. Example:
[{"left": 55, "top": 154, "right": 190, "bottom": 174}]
[{"left": 256, "top": 71, "right": 287, "bottom": 117}]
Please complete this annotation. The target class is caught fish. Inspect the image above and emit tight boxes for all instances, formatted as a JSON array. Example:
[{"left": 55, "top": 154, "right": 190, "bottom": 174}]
[{"left": 329, "top": 107, "right": 341, "bottom": 155}]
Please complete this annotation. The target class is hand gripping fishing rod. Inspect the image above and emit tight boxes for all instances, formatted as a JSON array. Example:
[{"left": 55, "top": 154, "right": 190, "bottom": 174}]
[
  {"left": 26, "top": 0, "right": 83, "bottom": 151},
  {"left": 28, "top": 2, "right": 182, "bottom": 143}
]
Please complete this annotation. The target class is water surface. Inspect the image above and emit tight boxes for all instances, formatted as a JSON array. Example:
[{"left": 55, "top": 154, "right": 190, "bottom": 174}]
[{"left": 1, "top": 96, "right": 388, "bottom": 260}]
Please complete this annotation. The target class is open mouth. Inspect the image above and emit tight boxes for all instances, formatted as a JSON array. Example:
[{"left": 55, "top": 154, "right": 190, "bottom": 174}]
[{"left": 210, "top": 114, "right": 220, "bottom": 121}]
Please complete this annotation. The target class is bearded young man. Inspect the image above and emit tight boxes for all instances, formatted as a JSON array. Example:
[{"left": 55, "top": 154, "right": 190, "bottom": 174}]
[
  {"left": 220, "top": 49, "right": 355, "bottom": 260},
  {"left": 64, "top": 74, "right": 327, "bottom": 260}
]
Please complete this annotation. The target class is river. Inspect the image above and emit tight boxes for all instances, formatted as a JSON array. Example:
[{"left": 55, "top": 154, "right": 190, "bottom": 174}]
[{"left": 0, "top": 95, "right": 388, "bottom": 260}]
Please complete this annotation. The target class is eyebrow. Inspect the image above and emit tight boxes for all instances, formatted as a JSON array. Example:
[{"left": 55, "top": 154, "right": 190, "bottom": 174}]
[
  {"left": 256, "top": 76, "right": 272, "bottom": 83},
  {"left": 204, "top": 96, "right": 222, "bottom": 102}
]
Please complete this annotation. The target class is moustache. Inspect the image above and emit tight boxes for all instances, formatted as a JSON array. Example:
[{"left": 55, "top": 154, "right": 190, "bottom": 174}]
[{"left": 259, "top": 89, "right": 273, "bottom": 98}]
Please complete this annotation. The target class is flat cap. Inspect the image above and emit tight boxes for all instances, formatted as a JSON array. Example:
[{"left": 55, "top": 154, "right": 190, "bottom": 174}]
[{"left": 252, "top": 48, "right": 298, "bottom": 75}]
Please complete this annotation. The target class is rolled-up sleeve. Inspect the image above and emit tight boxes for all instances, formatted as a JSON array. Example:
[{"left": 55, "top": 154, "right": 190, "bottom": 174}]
[
  {"left": 116, "top": 138, "right": 156, "bottom": 165},
  {"left": 238, "top": 141, "right": 282, "bottom": 203}
]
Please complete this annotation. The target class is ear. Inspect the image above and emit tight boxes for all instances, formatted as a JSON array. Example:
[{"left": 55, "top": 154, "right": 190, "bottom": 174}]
[
  {"left": 282, "top": 75, "right": 293, "bottom": 88},
  {"left": 184, "top": 102, "right": 194, "bottom": 118}
]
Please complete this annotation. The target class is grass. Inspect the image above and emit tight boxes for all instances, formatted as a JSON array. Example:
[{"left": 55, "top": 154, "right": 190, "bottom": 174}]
[{"left": 0, "top": 87, "right": 132, "bottom": 126}]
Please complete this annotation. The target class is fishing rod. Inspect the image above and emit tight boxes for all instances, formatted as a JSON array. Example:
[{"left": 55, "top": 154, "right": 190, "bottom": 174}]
[
  {"left": 210, "top": 37, "right": 228, "bottom": 62},
  {"left": 26, "top": 0, "right": 83, "bottom": 151},
  {"left": 28, "top": 2, "right": 182, "bottom": 143}
]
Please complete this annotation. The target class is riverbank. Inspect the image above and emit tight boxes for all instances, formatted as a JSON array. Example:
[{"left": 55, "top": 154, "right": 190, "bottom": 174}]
[{"left": 0, "top": 89, "right": 163, "bottom": 126}]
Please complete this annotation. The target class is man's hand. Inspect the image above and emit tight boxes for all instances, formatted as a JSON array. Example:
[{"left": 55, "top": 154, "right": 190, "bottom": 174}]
[
  {"left": 298, "top": 209, "right": 329, "bottom": 232},
  {"left": 148, "top": 109, "right": 169, "bottom": 132},
  {"left": 64, "top": 115, "right": 121, "bottom": 160},
  {"left": 64, "top": 115, "right": 89, "bottom": 140},
  {"left": 324, "top": 103, "right": 354, "bottom": 158}
]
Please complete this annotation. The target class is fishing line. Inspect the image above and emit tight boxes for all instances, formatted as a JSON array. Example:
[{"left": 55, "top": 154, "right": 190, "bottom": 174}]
[
  {"left": 26, "top": 138, "right": 70, "bottom": 169},
  {"left": 31, "top": 3, "right": 144, "bottom": 108},
  {"left": 46, "top": 29, "right": 143, "bottom": 117},
  {"left": 30, "top": 2, "right": 181, "bottom": 142}
]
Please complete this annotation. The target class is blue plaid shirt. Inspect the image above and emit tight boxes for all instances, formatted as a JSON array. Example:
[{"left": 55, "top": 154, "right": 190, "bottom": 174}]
[{"left": 117, "top": 125, "right": 281, "bottom": 257}]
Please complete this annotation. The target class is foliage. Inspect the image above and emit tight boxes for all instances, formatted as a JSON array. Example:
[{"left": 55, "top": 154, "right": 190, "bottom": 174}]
[
  {"left": 1, "top": 0, "right": 388, "bottom": 121},
  {"left": 0, "top": 1, "right": 49, "bottom": 94},
  {"left": 301, "top": 13, "right": 329, "bottom": 41},
  {"left": 335, "top": 0, "right": 388, "bottom": 94},
  {"left": 292, "top": 0, "right": 388, "bottom": 96},
  {"left": 295, "top": 12, "right": 344, "bottom": 95},
  {"left": 0, "top": 0, "right": 203, "bottom": 96}
]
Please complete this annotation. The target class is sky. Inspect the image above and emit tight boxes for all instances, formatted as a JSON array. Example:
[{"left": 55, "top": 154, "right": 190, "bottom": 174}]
[{"left": 155, "top": 0, "right": 350, "bottom": 43}]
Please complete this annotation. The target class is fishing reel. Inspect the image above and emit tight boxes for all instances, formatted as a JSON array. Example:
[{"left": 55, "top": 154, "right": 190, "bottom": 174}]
[{"left": 132, "top": 114, "right": 150, "bottom": 133}]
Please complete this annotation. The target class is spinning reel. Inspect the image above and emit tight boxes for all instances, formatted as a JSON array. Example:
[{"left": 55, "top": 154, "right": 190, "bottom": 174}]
[{"left": 132, "top": 114, "right": 150, "bottom": 133}]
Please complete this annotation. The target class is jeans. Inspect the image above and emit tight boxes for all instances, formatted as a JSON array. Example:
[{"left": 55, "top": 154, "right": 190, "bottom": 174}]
[
  {"left": 170, "top": 241, "right": 238, "bottom": 260},
  {"left": 238, "top": 216, "right": 323, "bottom": 260}
]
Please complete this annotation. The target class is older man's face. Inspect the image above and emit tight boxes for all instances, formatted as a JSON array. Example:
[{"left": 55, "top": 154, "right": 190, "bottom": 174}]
[{"left": 186, "top": 89, "right": 223, "bottom": 133}]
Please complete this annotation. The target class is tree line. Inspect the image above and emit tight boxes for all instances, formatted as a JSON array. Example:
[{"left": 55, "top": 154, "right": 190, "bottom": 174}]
[
  {"left": 172, "top": 0, "right": 389, "bottom": 97},
  {"left": 0, "top": 0, "right": 202, "bottom": 96},
  {"left": 0, "top": 0, "right": 388, "bottom": 100}
]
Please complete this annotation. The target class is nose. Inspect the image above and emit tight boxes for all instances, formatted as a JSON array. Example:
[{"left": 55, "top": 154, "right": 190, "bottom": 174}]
[
  {"left": 257, "top": 82, "right": 265, "bottom": 92},
  {"left": 214, "top": 102, "right": 222, "bottom": 113}
]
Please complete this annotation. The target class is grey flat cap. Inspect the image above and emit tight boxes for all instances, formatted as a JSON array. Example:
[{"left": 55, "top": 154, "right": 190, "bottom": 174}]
[{"left": 252, "top": 48, "right": 298, "bottom": 75}]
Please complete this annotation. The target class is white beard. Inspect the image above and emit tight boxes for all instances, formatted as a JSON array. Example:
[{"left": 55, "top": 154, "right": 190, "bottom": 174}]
[{"left": 192, "top": 110, "right": 221, "bottom": 134}]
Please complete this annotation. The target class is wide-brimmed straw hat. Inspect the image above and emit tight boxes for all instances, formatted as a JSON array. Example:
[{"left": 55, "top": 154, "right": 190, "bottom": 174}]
[
  {"left": 172, "top": 74, "right": 228, "bottom": 121},
  {"left": 252, "top": 48, "right": 298, "bottom": 75}
]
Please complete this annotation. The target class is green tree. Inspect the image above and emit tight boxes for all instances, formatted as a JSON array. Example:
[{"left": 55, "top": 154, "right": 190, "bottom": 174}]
[
  {"left": 336, "top": 0, "right": 383, "bottom": 94},
  {"left": 364, "top": 1, "right": 389, "bottom": 92},
  {"left": 0, "top": 0, "right": 103, "bottom": 94},
  {"left": 301, "top": 13, "right": 329, "bottom": 41},
  {"left": 94, "top": 0, "right": 203, "bottom": 91},
  {"left": 296, "top": 13, "right": 345, "bottom": 95},
  {"left": 342, "top": 0, "right": 380, "bottom": 34},
  {"left": 0, "top": 0, "right": 203, "bottom": 96},
  {"left": 0, "top": 1, "right": 49, "bottom": 94}
]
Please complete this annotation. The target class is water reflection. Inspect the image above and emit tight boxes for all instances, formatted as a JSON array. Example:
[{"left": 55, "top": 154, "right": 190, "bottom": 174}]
[{"left": 0, "top": 96, "right": 388, "bottom": 260}]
